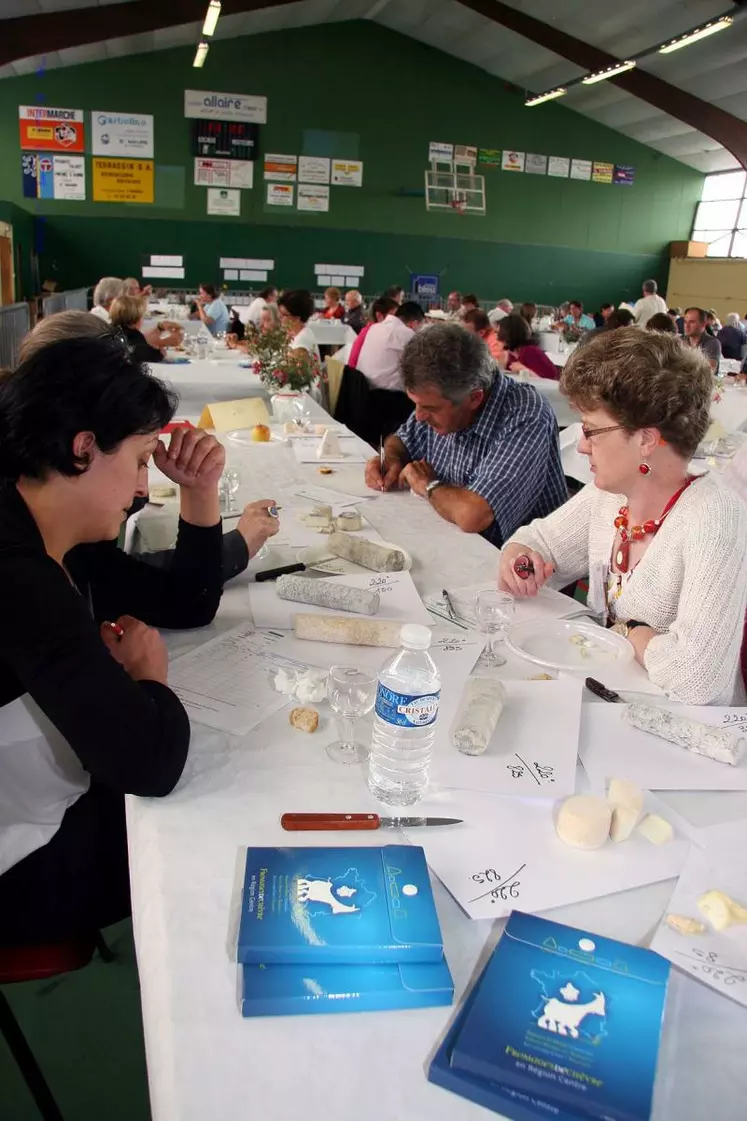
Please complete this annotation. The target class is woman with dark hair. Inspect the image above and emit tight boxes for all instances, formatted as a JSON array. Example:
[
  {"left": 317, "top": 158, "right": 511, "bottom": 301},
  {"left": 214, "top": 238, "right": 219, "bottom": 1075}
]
[
  {"left": 277, "top": 289, "right": 321, "bottom": 362},
  {"left": 497, "top": 314, "right": 559, "bottom": 380},
  {"left": 0, "top": 336, "right": 227, "bottom": 943}
]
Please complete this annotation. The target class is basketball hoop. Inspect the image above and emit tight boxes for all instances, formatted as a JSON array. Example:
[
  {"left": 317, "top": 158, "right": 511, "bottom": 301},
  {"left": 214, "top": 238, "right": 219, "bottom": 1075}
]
[{"left": 450, "top": 195, "right": 467, "bottom": 214}]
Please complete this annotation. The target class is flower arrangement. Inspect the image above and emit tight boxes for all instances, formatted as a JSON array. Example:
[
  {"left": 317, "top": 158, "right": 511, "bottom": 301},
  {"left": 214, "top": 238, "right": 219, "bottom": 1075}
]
[
  {"left": 246, "top": 323, "right": 324, "bottom": 393},
  {"left": 562, "top": 323, "right": 585, "bottom": 345}
]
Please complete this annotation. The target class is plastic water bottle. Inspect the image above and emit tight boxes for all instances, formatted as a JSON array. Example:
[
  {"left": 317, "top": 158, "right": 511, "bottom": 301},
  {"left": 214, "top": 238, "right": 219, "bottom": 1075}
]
[
  {"left": 367, "top": 625, "right": 441, "bottom": 807},
  {"left": 196, "top": 326, "right": 210, "bottom": 360}
]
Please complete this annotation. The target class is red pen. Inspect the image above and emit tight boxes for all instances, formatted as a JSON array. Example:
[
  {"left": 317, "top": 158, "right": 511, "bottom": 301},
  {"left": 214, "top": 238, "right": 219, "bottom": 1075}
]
[{"left": 105, "top": 621, "right": 125, "bottom": 639}]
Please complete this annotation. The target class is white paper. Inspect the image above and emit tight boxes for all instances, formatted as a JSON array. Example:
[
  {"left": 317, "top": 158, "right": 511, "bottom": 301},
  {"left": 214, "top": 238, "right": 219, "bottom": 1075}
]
[
  {"left": 207, "top": 187, "right": 240, "bottom": 216},
  {"left": 194, "top": 158, "right": 254, "bottom": 189},
  {"left": 580, "top": 705, "right": 747, "bottom": 792},
  {"left": 298, "top": 184, "right": 330, "bottom": 212},
  {"left": 51, "top": 155, "right": 85, "bottom": 199},
  {"left": 431, "top": 678, "right": 582, "bottom": 797},
  {"left": 264, "top": 154, "right": 297, "bottom": 181},
  {"left": 344, "top": 276, "right": 359, "bottom": 287},
  {"left": 92, "top": 110, "right": 153, "bottom": 157},
  {"left": 317, "top": 275, "right": 332, "bottom": 286},
  {"left": 330, "top": 275, "right": 346, "bottom": 286},
  {"left": 429, "top": 141, "right": 454, "bottom": 162},
  {"left": 151, "top": 255, "right": 183, "bottom": 267},
  {"left": 220, "top": 258, "right": 274, "bottom": 270},
  {"left": 249, "top": 570, "right": 432, "bottom": 630},
  {"left": 314, "top": 264, "right": 365, "bottom": 277},
  {"left": 424, "top": 582, "right": 589, "bottom": 630},
  {"left": 570, "top": 159, "right": 592, "bottom": 181},
  {"left": 240, "top": 269, "right": 267, "bottom": 281},
  {"left": 292, "top": 436, "right": 369, "bottom": 464},
  {"left": 168, "top": 625, "right": 310, "bottom": 736},
  {"left": 651, "top": 821, "right": 747, "bottom": 1007},
  {"left": 223, "top": 269, "right": 239, "bottom": 280},
  {"left": 331, "top": 159, "right": 363, "bottom": 186},
  {"left": 267, "top": 183, "right": 294, "bottom": 206},
  {"left": 548, "top": 156, "right": 570, "bottom": 178},
  {"left": 298, "top": 156, "right": 331, "bottom": 184},
  {"left": 291, "top": 484, "right": 374, "bottom": 508},
  {"left": 525, "top": 153, "right": 548, "bottom": 175},
  {"left": 409, "top": 789, "right": 689, "bottom": 920},
  {"left": 142, "top": 265, "right": 185, "bottom": 279}
]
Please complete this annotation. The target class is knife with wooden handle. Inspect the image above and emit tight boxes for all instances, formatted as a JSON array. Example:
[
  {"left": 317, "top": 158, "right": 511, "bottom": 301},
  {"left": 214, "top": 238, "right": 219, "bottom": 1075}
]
[{"left": 280, "top": 813, "right": 463, "bottom": 831}]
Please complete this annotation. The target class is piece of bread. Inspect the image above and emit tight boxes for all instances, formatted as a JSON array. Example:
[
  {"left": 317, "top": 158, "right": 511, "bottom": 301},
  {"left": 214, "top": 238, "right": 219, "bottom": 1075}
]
[{"left": 289, "top": 707, "right": 319, "bottom": 733}]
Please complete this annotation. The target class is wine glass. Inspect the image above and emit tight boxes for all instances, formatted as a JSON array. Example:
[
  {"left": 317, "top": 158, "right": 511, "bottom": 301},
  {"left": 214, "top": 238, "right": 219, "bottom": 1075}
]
[
  {"left": 475, "top": 590, "right": 515, "bottom": 667},
  {"left": 219, "top": 469, "right": 241, "bottom": 515},
  {"left": 326, "top": 665, "right": 377, "bottom": 765}
]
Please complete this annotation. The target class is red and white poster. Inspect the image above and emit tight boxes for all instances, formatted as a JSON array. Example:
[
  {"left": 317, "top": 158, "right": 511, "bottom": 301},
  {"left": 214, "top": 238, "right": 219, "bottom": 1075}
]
[{"left": 19, "top": 105, "right": 85, "bottom": 153}]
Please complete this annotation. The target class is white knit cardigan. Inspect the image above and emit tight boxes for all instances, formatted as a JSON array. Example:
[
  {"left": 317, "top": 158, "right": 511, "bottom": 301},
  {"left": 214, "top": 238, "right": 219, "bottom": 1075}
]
[{"left": 505, "top": 475, "right": 747, "bottom": 705}]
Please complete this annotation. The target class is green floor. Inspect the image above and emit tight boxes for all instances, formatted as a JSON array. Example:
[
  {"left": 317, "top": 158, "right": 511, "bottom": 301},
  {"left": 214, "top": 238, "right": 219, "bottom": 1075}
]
[{"left": 0, "top": 921, "right": 151, "bottom": 1120}]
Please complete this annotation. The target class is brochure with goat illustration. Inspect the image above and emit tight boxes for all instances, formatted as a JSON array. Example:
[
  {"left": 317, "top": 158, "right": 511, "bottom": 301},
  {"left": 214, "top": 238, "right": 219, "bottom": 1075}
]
[
  {"left": 450, "top": 912, "right": 670, "bottom": 1121},
  {"left": 237, "top": 846, "right": 444, "bottom": 965}
]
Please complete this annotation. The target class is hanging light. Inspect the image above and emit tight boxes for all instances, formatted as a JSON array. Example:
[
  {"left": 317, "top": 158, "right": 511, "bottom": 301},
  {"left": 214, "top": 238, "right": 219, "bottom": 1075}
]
[
  {"left": 659, "top": 16, "right": 732, "bottom": 54},
  {"left": 202, "top": 0, "right": 221, "bottom": 38},
  {"left": 582, "top": 60, "right": 636, "bottom": 85},
  {"left": 525, "top": 87, "right": 567, "bottom": 107},
  {"left": 193, "top": 41, "right": 209, "bottom": 68}
]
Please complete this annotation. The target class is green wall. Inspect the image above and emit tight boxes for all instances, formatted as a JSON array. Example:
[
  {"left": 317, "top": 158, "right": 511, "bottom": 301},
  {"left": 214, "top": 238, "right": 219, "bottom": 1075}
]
[{"left": 0, "top": 20, "right": 703, "bottom": 304}]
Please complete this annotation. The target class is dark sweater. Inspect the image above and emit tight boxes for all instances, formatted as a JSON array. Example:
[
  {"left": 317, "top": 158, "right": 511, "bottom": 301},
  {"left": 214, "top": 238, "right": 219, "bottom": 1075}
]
[{"left": 122, "top": 324, "right": 163, "bottom": 364}]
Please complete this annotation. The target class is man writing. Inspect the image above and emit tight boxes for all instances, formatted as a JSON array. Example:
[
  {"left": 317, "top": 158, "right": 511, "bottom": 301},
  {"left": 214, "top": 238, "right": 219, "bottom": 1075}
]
[
  {"left": 364, "top": 324, "right": 566, "bottom": 546},
  {"left": 683, "top": 306, "right": 721, "bottom": 372}
]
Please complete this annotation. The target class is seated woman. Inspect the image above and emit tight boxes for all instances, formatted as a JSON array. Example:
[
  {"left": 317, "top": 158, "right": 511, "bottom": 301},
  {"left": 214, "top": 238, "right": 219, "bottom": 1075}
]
[
  {"left": 277, "top": 289, "right": 321, "bottom": 362},
  {"left": 321, "top": 286, "right": 345, "bottom": 320},
  {"left": 0, "top": 336, "right": 228, "bottom": 944},
  {"left": 497, "top": 314, "right": 559, "bottom": 380},
  {"left": 109, "top": 294, "right": 182, "bottom": 362},
  {"left": 499, "top": 328, "right": 747, "bottom": 704},
  {"left": 462, "top": 308, "right": 501, "bottom": 360}
]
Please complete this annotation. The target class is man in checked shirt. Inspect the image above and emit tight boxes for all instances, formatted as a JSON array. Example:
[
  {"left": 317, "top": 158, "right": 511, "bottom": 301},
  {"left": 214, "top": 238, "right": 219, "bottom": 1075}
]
[{"left": 364, "top": 323, "right": 566, "bottom": 547}]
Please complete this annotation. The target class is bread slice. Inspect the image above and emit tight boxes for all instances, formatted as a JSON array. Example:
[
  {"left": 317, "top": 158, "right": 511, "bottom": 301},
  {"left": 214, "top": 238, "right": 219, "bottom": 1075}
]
[{"left": 289, "top": 707, "right": 319, "bottom": 733}]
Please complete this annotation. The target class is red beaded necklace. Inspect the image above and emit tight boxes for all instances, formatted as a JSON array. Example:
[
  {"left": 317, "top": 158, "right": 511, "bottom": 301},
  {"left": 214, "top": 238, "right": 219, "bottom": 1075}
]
[{"left": 613, "top": 477, "right": 696, "bottom": 572}]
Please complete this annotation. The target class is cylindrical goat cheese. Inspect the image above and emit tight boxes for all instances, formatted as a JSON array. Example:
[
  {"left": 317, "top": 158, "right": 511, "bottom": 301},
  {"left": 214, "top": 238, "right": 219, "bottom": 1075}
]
[
  {"left": 293, "top": 613, "right": 402, "bottom": 647},
  {"left": 327, "top": 533, "right": 405, "bottom": 572},
  {"left": 625, "top": 704, "right": 745, "bottom": 766},
  {"left": 276, "top": 575, "right": 380, "bottom": 616},
  {"left": 452, "top": 679, "right": 506, "bottom": 756}
]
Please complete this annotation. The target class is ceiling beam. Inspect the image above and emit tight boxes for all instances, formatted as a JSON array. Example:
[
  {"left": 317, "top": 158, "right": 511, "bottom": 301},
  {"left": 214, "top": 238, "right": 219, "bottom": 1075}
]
[
  {"left": 0, "top": 0, "right": 300, "bottom": 67},
  {"left": 458, "top": 0, "right": 747, "bottom": 170}
]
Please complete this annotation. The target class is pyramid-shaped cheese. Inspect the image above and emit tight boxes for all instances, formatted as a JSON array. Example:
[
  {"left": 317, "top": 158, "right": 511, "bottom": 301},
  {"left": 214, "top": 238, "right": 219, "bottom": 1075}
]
[{"left": 317, "top": 428, "right": 343, "bottom": 458}]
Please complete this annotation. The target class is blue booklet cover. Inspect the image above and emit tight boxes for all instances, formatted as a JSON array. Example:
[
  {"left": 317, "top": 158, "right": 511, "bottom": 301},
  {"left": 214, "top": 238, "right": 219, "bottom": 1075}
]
[
  {"left": 450, "top": 912, "right": 670, "bottom": 1121},
  {"left": 241, "top": 958, "right": 454, "bottom": 1017},
  {"left": 237, "top": 845, "right": 444, "bottom": 965}
]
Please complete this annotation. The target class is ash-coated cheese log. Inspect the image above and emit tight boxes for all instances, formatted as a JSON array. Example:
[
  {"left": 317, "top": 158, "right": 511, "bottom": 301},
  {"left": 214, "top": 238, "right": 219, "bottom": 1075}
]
[
  {"left": 293, "top": 613, "right": 402, "bottom": 647},
  {"left": 625, "top": 704, "right": 745, "bottom": 766},
  {"left": 327, "top": 533, "right": 405, "bottom": 572},
  {"left": 276, "top": 575, "right": 380, "bottom": 616}
]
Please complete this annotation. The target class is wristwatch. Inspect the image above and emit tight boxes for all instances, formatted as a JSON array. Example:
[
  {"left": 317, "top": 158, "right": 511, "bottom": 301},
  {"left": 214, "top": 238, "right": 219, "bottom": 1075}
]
[
  {"left": 425, "top": 479, "right": 444, "bottom": 501},
  {"left": 613, "top": 619, "right": 647, "bottom": 639}
]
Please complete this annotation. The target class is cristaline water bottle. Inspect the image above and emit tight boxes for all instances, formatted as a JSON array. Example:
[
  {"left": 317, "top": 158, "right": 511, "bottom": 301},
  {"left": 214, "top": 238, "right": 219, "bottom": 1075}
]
[{"left": 367, "top": 624, "right": 441, "bottom": 807}]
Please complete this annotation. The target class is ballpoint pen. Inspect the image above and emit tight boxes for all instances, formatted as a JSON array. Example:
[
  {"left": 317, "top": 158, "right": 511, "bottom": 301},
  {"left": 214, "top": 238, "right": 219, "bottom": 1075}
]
[
  {"left": 442, "top": 588, "right": 459, "bottom": 622},
  {"left": 379, "top": 436, "right": 385, "bottom": 491}
]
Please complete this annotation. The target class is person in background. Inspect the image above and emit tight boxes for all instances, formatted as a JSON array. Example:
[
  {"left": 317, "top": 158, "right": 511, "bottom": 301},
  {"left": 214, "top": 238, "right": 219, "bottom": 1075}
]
[
  {"left": 245, "top": 286, "right": 278, "bottom": 330},
  {"left": 445, "top": 291, "right": 463, "bottom": 319},
  {"left": 356, "top": 301, "right": 425, "bottom": 390},
  {"left": 108, "top": 296, "right": 182, "bottom": 363},
  {"left": 462, "top": 308, "right": 501, "bottom": 360},
  {"left": 683, "top": 306, "right": 721, "bottom": 373},
  {"left": 553, "top": 300, "right": 595, "bottom": 332},
  {"left": 193, "top": 283, "right": 230, "bottom": 337},
  {"left": 123, "top": 277, "right": 153, "bottom": 299},
  {"left": 577, "top": 307, "right": 635, "bottom": 348},
  {"left": 594, "top": 303, "right": 615, "bottom": 329},
  {"left": 383, "top": 286, "right": 405, "bottom": 306},
  {"left": 717, "top": 313, "right": 746, "bottom": 361},
  {"left": 277, "top": 289, "right": 321, "bottom": 362},
  {"left": 227, "top": 309, "right": 245, "bottom": 343},
  {"left": 706, "top": 310, "right": 722, "bottom": 335},
  {"left": 258, "top": 304, "right": 280, "bottom": 333},
  {"left": 632, "top": 279, "right": 667, "bottom": 327},
  {"left": 497, "top": 314, "right": 559, "bottom": 380},
  {"left": 646, "top": 312, "right": 678, "bottom": 335},
  {"left": 668, "top": 307, "right": 684, "bottom": 334},
  {"left": 498, "top": 328, "right": 746, "bottom": 705},
  {"left": 364, "top": 324, "right": 566, "bottom": 546},
  {"left": 322, "top": 287, "right": 345, "bottom": 320},
  {"left": 90, "top": 277, "right": 125, "bottom": 324},
  {"left": 347, "top": 296, "right": 398, "bottom": 370},
  {"left": 461, "top": 294, "right": 480, "bottom": 314},
  {"left": 488, "top": 298, "right": 514, "bottom": 326},
  {"left": 0, "top": 336, "right": 230, "bottom": 943},
  {"left": 343, "top": 290, "right": 366, "bottom": 334},
  {"left": 519, "top": 302, "right": 537, "bottom": 330}
]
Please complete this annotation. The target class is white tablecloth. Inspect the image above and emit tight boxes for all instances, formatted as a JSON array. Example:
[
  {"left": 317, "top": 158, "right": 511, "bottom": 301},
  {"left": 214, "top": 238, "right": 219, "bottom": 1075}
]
[
  {"left": 159, "top": 355, "right": 266, "bottom": 416},
  {"left": 711, "top": 384, "right": 747, "bottom": 433},
  {"left": 126, "top": 389, "right": 747, "bottom": 1121}
]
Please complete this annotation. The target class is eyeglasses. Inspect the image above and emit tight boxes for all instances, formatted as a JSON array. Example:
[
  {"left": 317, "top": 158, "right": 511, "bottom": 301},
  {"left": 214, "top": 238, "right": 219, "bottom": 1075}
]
[{"left": 580, "top": 423, "right": 626, "bottom": 441}]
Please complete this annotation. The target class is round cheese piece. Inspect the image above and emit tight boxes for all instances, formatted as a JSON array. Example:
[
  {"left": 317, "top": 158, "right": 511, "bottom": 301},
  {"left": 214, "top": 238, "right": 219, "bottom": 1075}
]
[{"left": 556, "top": 794, "right": 612, "bottom": 850}]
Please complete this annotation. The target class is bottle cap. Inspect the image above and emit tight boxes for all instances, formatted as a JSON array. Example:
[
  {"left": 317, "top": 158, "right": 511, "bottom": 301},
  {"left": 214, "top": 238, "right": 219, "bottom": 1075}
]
[{"left": 400, "top": 624, "right": 432, "bottom": 650}]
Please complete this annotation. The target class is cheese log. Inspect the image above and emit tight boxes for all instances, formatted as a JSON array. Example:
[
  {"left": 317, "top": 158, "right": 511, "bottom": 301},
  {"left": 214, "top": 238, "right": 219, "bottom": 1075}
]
[
  {"left": 293, "top": 613, "right": 401, "bottom": 647},
  {"left": 276, "top": 575, "right": 380, "bottom": 617},
  {"left": 624, "top": 704, "right": 745, "bottom": 766},
  {"left": 452, "top": 679, "right": 506, "bottom": 756},
  {"left": 556, "top": 795, "right": 612, "bottom": 850},
  {"left": 327, "top": 533, "right": 405, "bottom": 572}
]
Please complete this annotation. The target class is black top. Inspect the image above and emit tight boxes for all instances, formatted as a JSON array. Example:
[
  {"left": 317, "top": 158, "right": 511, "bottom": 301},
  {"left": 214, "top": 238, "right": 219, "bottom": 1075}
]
[
  {"left": 0, "top": 483, "right": 225, "bottom": 797},
  {"left": 343, "top": 305, "right": 366, "bottom": 334},
  {"left": 122, "top": 324, "right": 163, "bottom": 364}
]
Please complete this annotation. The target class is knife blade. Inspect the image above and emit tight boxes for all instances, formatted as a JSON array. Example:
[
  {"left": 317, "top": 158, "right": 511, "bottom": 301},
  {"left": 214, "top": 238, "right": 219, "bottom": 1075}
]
[
  {"left": 280, "top": 812, "right": 463, "bottom": 831},
  {"left": 585, "top": 677, "right": 623, "bottom": 703},
  {"left": 255, "top": 563, "right": 339, "bottom": 582}
]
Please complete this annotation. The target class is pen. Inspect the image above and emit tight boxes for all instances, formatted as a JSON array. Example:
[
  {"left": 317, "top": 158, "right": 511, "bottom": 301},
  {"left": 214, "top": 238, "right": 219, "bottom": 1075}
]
[
  {"left": 379, "top": 436, "right": 385, "bottom": 492},
  {"left": 442, "top": 588, "right": 459, "bottom": 622}
]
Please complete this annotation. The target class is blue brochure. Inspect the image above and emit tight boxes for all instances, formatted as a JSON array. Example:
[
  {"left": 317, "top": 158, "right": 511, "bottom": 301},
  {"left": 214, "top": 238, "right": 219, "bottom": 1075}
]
[
  {"left": 241, "top": 957, "right": 454, "bottom": 1017},
  {"left": 450, "top": 912, "right": 670, "bottom": 1121},
  {"left": 237, "top": 846, "right": 444, "bottom": 965}
]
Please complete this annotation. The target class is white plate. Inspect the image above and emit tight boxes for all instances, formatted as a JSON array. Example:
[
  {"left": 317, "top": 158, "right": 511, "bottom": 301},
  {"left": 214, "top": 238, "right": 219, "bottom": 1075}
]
[
  {"left": 505, "top": 618, "right": 633, "bottom": 672},
  {"left": 299, "top": 540, "right": 413, "bottom": 575}
]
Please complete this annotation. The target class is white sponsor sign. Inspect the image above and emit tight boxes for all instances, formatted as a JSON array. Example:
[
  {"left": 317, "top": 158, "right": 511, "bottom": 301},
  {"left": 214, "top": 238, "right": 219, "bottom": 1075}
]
[
  {"left": 298, "top": 183, "right": 330, "bottom": 212},
  {"left": 184, "top": 89, "right": 267, "bottom": 124},
  {"left": 52, "top": 155, "right": 85, "bottom": 200},
  {"left": 220, "top": 257, "right": 274, "bottom": 270},
  {"left": 194, "top": 158, "right": 254, "bottom": 189},
  {"left": 92, "top": 111, "right": 154, "bottom": 157},
  {"left": 150, "top": 255, "right": 183, "bottom": 268},
  {"left": 207, "top": 187, "right": 241, "bottom": 216},
  {"left": 298, "top": 156, "right": 330, "bottom": 184},
  {"left": 331, "top": 159, "right": 363, "bottom": 186},
  {"left": 19, "top": 105, "right": 83, "bottom": 122}
]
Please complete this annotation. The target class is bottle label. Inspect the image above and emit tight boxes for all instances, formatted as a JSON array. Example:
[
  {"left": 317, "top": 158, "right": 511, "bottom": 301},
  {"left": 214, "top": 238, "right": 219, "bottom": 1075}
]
[{"left": 375, "top": 684, "right": 440, "bottom": 728}]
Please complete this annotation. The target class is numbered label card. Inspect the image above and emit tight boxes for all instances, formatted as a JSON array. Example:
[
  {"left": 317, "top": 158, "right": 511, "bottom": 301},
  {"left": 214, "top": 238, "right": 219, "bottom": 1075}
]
[{"left": 651, "top": 822, "right": 747, "bottom": 1008}]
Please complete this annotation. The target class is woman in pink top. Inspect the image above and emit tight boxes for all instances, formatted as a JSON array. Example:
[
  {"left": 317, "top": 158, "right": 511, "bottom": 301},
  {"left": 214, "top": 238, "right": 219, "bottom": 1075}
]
[
  {"left": 498, "top": 314, "right": 559, "bottom": 380},
  {"left": 462, "top": 308, "right": 502, "bottom": 360},
  {"left": 348, "top": 296, "right": 398, "bottom": 368}
]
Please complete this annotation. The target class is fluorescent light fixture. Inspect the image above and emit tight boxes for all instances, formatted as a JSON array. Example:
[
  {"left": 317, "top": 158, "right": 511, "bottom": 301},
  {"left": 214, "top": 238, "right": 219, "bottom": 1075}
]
[
  {"left": 202, "top": 0, "right": 221, "bottom": 37},
  {"left": 193, "top": 41, "right": 209, "bottom": 68},
  {"left": 525, "top": 87, "right": 567, "bottom": 107},
  {"left": 659, "top": 16, "right": 732, "bottom": 54},
  {"left": 582, "top": 60, "right": 636, "bottom": 85}
]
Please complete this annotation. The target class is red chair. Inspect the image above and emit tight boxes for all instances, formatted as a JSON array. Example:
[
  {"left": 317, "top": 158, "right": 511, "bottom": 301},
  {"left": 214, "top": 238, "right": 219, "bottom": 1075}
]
[{"left": 0, "top": 933, "right": 114, "bottom": 1120}]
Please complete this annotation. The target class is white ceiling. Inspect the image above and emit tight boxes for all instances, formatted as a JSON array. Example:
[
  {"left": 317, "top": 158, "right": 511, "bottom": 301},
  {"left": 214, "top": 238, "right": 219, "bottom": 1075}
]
[{"left": 2, "top": 0, "right": 745, "bottom": 172}]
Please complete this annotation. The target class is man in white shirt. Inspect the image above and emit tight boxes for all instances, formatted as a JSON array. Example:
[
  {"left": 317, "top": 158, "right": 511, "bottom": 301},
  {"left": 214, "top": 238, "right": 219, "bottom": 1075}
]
[
  {"left": 357, "top": 302, "right": 425, "bottom": 390},
  {"left": 633, "top": 279, "right": 667, "bottom": 327},
  {"left": 90, "top": 277, "right": 125, "bottom": 323},
  {"left": 488, "top": 298, "right": 513, "bottom": 325},
  {"left": 245, "top": 286, "right": 278, "bottom": 329}
]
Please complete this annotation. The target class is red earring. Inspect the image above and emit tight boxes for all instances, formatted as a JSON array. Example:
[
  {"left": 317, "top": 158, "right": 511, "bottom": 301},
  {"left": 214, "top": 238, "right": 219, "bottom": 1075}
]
[{"left": 639, "top": 463, "right": 651, "bottom": 475}]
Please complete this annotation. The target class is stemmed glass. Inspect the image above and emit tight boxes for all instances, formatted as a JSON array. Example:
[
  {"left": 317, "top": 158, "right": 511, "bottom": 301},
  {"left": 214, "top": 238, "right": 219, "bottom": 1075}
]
[
  {"left": 326, "top": 665, "right": 377, "bottom": 764},
  {"left": 475, "top": 590, "right": 515, "bottom": 667},
  {"left": 218, "top": 469, "right": 241, "bottom": 515}
]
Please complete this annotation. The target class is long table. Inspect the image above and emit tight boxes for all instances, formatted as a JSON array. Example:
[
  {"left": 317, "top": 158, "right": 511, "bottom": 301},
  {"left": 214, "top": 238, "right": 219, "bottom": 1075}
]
[{"left": 126, "top": 392, "right": 747, "bottom": 1121}]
